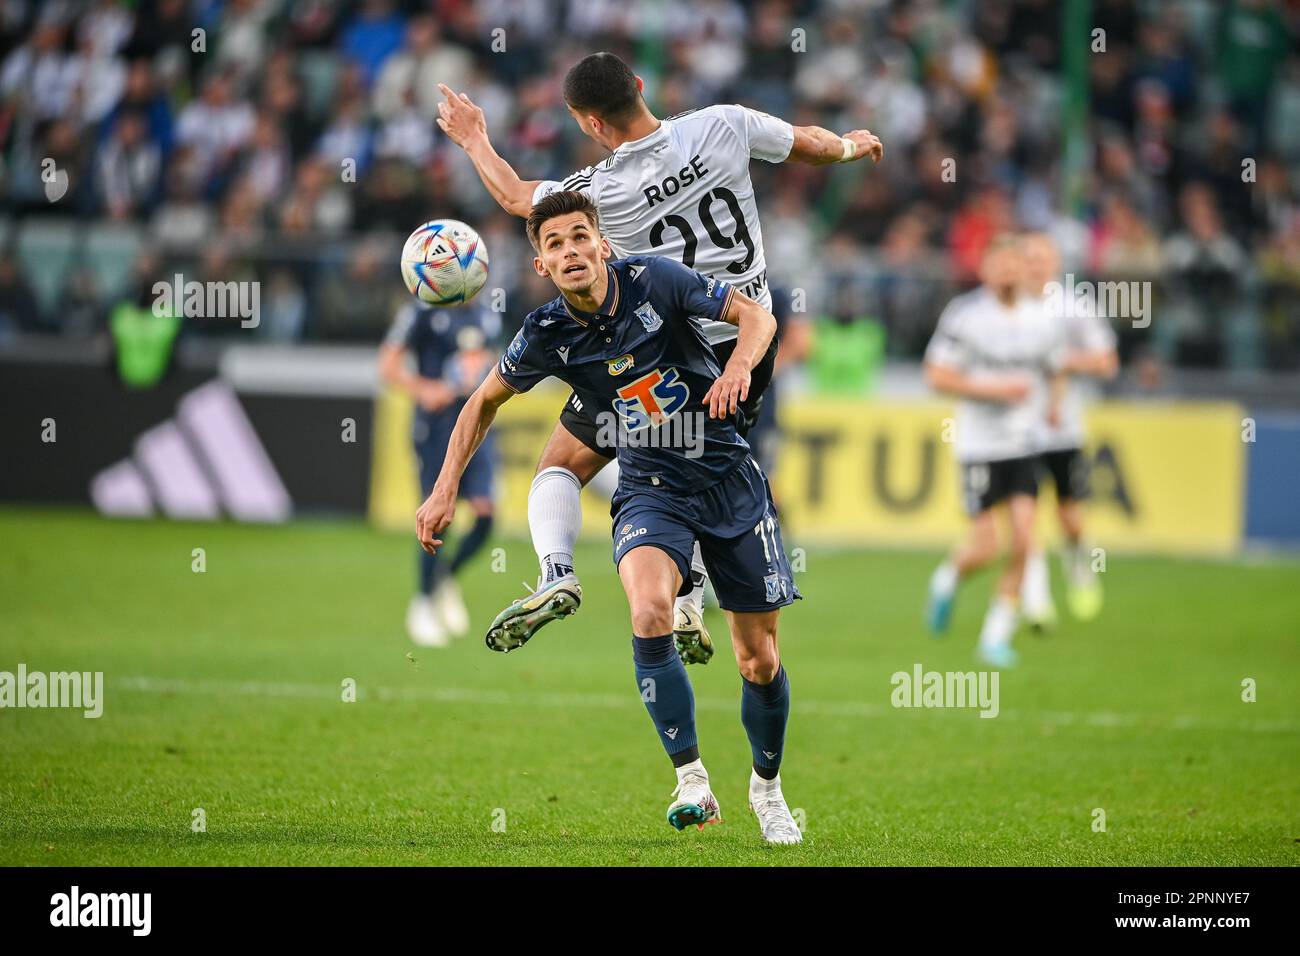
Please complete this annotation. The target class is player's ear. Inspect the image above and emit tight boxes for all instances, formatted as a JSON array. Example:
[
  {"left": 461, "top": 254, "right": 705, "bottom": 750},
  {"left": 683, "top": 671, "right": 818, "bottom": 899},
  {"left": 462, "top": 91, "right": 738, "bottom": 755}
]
[
  {"left": 598, "top": 236, "right": 611, "bottom": 260},
  {"left": 533, "top": 254, "right": 548, "bottom": 278},
  {"left": 635, "top": 75, "right": 644, "bottom": 93}
]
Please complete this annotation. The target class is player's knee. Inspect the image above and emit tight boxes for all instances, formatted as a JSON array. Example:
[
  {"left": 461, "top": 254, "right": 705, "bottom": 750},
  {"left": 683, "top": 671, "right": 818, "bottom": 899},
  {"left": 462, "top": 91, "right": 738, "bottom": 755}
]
[
  {"left": 629, "top": 594, "right": 674, "bottom": 637},
  {"left": 736, "top": 646, "right": 780, "bottom": 684}
]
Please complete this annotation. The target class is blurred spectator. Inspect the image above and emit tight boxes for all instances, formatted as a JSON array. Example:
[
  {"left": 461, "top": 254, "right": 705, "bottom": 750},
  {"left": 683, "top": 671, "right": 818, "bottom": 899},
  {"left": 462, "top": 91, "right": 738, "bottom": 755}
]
[
  {"left": 175, "top": 70, "right": 255, "bottom": 191},
  {"left": 1161, "top": 183, "right": 1249, "bottom": 366},
  {"left": 1215, "top": 0, "right": 1292, "bottom": 152},
  {"left": 96, "top": 109, "right": 163, "bottom": 219},
  {"left": 316, "top": 237, "right": 400, "bottom": 341},
  {"left": 372, "top": 15, "right": 473, "bottom": 120},
  {"left": 340, "top": 0, "right": 405, "bottom": 88}
]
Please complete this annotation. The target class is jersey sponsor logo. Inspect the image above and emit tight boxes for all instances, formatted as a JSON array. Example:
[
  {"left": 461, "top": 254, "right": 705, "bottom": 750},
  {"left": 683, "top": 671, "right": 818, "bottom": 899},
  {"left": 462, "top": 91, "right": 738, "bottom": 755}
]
[
  {"left": 612, "top": 368, "right": 690, "bottom": 431},
  {"left": 643, "top": 154, "right": 710, "bottom": 208},
  {"left": 606, "top": 353, "right": 635, "bottom": 376},
  {"left": 634, "top": 301, "right": 663, "bottom": 333}
]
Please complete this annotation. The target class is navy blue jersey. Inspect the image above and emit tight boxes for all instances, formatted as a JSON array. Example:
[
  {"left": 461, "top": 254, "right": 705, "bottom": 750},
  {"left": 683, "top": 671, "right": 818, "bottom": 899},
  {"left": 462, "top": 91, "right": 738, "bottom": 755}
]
[
  {"left": 386, "top": 301, "right": 502, "bottom": 427},
  {"left": 495, "top": 255, "right": 752, "bottom": 493}
]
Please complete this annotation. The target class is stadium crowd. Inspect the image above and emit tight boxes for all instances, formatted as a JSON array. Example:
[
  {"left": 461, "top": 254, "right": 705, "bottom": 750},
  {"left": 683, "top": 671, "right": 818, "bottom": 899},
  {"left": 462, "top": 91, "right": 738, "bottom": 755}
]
[{"left": 1, "top": 0, "right": 1298, "bottom": 372}]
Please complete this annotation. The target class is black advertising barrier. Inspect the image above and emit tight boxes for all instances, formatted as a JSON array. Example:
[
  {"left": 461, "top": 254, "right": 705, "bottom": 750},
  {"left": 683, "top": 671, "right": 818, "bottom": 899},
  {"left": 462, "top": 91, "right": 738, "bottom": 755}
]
[{"left": 0, "top": 352, "right": 373, "bottom": 516}]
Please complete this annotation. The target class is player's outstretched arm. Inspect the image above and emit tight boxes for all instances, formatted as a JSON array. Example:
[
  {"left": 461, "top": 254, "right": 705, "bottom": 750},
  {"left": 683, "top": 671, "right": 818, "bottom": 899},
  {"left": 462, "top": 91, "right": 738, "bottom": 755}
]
[
  {"left": 436, "top": 83, "right": 541, "bottom": 218},
  {"left": 416, "top": 368, "right": 514, "bottom": 554},
  {"left": 925, "top": 360, "right": 1029, "bottom": 404},
  {"left": 703, "top": 290, "right": 777, "bottom": 419},
  {"left": 788, "top": 125, "right": 884, "bottom": 166},
  {"left": 1062, "top": 347, "right": 1119, "bottom": 379}
]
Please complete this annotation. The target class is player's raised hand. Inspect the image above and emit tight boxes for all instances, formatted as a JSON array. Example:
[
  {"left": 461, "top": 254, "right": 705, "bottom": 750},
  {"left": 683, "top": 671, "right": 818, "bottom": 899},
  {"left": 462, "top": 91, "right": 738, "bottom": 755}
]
[
  {"left": 416, "top": 485, "right": 456, "bottom": 554},
  {"left": 844, "top": 129, "right": 884, "bottom": 163},
  {"left": 436, "top": 83, "right": 487, "bottom": 147},
  {"left": 703, "top": 364, "right": 750, "bottom": 420}
]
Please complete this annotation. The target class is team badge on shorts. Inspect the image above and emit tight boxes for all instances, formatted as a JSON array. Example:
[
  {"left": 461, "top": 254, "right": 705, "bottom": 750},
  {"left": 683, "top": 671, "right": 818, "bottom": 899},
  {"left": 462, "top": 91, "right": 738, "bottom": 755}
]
[
  {"left": 764, "top": 572, "right": 782, "bottom": 604},
  {"left": 634, "top": 301, "right": 663, "bottom": 333}
]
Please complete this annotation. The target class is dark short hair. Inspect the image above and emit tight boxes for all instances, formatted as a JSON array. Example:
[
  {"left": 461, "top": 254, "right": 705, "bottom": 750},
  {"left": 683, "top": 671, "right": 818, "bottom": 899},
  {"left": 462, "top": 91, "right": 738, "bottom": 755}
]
[
  {"left": 526, "top": 190, "right": 601, "bottom": 251},
  {"left": 562, "top": 52, "right": 640, "bottom": 122}
]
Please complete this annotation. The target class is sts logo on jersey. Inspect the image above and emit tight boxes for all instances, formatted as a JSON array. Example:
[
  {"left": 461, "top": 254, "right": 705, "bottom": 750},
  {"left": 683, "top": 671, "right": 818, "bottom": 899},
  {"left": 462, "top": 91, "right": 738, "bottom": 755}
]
[{"left": 612, "top": 368, "right": 689, "bottom": 430}]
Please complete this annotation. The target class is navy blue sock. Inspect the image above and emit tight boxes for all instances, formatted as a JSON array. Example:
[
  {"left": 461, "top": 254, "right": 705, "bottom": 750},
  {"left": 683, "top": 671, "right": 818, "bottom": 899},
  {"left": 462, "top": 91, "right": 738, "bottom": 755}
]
[
  {"left": 741, "top": 665, "right": 789, "bottom": 779},
  {"left": 418, "top": 545, "right": 439, "bottom": 595},
  {"left": 450, "top": 514, "right": 493, "bottom": 574},
  {"left": 633, "top": 635, "right": 699, "bottom": 767}
]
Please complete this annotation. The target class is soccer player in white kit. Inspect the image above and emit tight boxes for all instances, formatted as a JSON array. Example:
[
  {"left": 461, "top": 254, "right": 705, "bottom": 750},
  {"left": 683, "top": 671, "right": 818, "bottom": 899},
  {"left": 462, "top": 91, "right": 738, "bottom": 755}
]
[
  {"left": 1019, "top": 233, "right": 1119, "bottom": 627},
  {"left": 434, "top": 52, "right": 882, "bottom": 660},
  {"left": 922, "top": 236, "right": 1065, "bottom": 668}
]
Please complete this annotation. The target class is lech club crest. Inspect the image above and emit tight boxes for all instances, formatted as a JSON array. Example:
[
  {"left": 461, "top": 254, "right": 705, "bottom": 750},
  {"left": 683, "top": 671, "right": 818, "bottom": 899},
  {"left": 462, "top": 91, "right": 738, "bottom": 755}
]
[{"left": 634, "top": 301, "right": 662, "bottom": 333}]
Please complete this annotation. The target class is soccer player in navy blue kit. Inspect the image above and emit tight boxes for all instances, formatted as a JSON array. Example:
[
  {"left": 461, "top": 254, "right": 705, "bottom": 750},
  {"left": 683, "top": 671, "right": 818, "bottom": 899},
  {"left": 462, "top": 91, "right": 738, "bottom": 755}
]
[
  {"left": 381, "top": 299, "right": 501, "bottom": 647},
  {"left": 416, "top": 192, "right": 803, "bottom": 843}
]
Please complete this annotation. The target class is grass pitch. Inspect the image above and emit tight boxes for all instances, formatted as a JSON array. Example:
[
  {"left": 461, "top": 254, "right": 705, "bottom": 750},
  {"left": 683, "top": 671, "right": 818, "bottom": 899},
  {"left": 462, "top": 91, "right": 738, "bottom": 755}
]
[{"left": 1, "top": 507, "right": 1297, "bottom": 866}]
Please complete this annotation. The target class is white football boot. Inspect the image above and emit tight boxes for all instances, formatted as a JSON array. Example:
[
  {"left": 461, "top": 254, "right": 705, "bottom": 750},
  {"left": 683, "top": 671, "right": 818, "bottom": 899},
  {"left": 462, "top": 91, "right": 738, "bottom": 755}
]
[
  {"left": 748, "top": 770, "right": 802, "bottom": 844},
  {"left": 433, "top": 576, "right": 470, "bottom": 637},
  {"left": 673, "top": 602, "right": 715, "bottom": 665},
  {"left": 406, "top": 596, "right": 449, "bottom": 648},
  {"left": 484, "top": 574, "right": 581, "bottom": 653},
  {"left": 667, "top": 760, "right": 722, "bottom": 831}
]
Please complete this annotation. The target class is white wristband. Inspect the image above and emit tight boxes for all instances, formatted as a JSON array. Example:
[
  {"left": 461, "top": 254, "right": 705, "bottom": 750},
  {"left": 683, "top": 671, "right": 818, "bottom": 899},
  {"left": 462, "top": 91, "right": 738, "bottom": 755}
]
[{"left": 838, "top": 138, "right": 857, "bottom": 163}]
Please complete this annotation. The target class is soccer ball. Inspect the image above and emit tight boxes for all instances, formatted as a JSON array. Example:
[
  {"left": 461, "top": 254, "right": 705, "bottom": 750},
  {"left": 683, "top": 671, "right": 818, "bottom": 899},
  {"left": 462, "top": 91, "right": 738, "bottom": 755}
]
[{"left": 400, "top": 219, "right": 490, "bottom": 306}]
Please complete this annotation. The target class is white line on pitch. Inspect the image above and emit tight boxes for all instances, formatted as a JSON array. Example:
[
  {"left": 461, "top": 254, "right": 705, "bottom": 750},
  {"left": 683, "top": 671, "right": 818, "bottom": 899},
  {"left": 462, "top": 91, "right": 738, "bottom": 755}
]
[{"left": 112, "top": 676, "right": 1300, "bottom": 734}]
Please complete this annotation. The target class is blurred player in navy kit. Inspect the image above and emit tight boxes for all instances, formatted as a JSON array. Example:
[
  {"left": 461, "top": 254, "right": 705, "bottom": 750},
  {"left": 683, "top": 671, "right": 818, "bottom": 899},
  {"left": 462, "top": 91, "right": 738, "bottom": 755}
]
[
  {"left": 380, "top": 300, "right": 502, "bottom": 647},
  {"left": 416, "top": 192, "right": 804, "bottom": 844}
]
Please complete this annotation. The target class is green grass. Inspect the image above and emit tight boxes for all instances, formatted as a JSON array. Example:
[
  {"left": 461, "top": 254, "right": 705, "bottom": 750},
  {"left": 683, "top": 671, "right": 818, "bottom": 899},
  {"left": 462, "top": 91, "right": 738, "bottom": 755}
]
[{"left": 1, "top": 507, "right": 1297, "bottom": 866}]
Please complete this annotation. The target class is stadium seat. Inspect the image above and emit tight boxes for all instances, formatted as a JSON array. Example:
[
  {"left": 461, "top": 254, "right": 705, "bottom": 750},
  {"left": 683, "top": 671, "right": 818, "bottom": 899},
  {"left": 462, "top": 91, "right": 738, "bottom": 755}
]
[
  {"left": 15, "top": 218, "right": 78, "bottom": 319},
  {"left": 85, "top": 224, "right": 144, "bottom": 306}
]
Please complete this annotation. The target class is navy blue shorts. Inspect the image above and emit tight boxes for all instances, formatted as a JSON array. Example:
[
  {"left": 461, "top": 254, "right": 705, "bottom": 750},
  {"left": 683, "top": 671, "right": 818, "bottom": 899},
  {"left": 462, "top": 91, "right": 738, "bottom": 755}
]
[
  {"left": 611, "top": 458, "right": 801, "bottom": 613},
  {"left": 417, "top": 416, "right": 495, "bottom": 500}
]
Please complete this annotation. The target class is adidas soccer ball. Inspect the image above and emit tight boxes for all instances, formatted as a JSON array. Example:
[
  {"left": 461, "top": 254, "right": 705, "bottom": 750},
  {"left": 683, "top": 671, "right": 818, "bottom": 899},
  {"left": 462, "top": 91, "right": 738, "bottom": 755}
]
[{"left": 400, "top": 219, "right": 490, "bottom": 306}]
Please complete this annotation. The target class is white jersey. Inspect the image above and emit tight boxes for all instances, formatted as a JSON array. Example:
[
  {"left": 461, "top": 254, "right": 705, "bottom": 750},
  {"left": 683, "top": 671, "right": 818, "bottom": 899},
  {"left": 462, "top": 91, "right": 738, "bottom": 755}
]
[
  {"left": 1034, "top": 296, "right": 1116, "bottom": 452},
  {"left": 925, "top": 287, "right": 1064, "bottom": 464},
  {"left": 532, "top": 104, "right": 794, "bottom": 345}
]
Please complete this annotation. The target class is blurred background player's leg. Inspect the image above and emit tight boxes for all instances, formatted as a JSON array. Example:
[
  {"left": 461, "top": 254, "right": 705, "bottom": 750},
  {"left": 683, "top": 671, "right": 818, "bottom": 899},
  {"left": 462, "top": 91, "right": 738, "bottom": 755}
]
[
  {"left": 1057, "top": 454, "right": 1103, "bottom": 621},
  {"left": 434, "top": 436, "right": 497, "bottom": 638},
  {"left": 978, "top": 493, "right": 1037, "bottom": 668},
  {"left": 409, "top": 436, "right": 450, "bottom": 648},
  {"left": 1021, "top": 547, "right": 1057, "bottom": 631}
]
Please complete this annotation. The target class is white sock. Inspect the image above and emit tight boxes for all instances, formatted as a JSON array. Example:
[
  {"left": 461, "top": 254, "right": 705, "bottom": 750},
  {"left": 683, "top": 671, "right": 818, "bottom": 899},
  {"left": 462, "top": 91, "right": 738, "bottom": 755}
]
[
  {"left": 674, "top": 542, "right": 708, "bottom": 614},
  {"left": 749, "top": 769, "right": 781, "bottom": 793},
  {"left": 675, "top": 758, "right": 706, "bottom": 781},
  {"left": 528, "top": 466, "right": 582, "bottom": 583},
  {"left": 978, "top": 596, "right": 1018, "bottom": 650},
  {"left": 1021, "top": 549, "right": 1052, "bottom": 615},
  {"left": 930, "top": 560, "right": 958, "bottom": 598}
]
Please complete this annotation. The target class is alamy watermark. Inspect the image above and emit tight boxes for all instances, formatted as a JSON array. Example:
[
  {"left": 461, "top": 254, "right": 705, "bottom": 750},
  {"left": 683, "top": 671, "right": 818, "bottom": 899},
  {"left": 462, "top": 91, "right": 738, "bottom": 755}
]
[
  {"left": 593, "top": 409, "right": 705, "bottom": 459},
  {"left": 0, "top": 664, "right": 103, "bottom": 718},
  {"left": 890, "top": 663, "right": 999, "bottom": 718},
  {"left": 1044, "top": 274, "right": 1150, "bottom": 329},
  {"left": 152, "top": 274, "right": 260, "bottom": 328}
]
